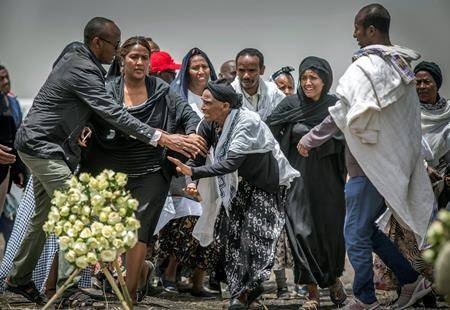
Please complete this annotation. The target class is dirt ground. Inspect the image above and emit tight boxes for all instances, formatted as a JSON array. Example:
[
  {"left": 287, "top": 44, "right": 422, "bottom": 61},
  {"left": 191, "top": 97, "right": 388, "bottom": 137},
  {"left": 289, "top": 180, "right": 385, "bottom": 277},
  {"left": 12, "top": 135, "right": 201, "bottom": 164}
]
[{"left": 1, "top": 247, "right": 449, "bottom": 310}]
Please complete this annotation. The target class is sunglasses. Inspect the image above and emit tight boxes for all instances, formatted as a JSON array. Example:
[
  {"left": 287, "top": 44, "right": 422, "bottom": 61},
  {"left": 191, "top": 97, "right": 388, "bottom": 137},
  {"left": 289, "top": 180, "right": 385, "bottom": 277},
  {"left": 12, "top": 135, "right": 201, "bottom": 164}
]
[{"left": 99, "top": 37, "right": 121, "bottom": 50}]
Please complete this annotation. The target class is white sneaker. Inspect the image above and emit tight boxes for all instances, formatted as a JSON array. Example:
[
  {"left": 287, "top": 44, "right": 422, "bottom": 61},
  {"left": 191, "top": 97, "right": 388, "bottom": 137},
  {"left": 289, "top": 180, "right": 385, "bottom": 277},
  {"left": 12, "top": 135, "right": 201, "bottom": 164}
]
[
  {"left": 342, "top": 297, "right": 380, "bottom": 310},
  {"left": 394, "top": 275, "right": 433, "bottom": 309}
]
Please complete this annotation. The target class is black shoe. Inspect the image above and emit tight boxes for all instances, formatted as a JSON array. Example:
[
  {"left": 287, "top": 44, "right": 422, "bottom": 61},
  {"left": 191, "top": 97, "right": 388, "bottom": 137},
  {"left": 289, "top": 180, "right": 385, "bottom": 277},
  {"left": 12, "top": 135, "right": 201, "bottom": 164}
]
[
  {"left": 277, "top": 286, "right": 291, "bottom": 299},
  {"left": 229, "top": 298, "right": 246, "bottom": 310},
  {"left": 160, "top": 275, "right": 178, "bottom": 293},
  {"left": 190, "top": 289, "right": 216, "bottom": 299},
  {"left": 247, "top": 283, "right": 265, "bottom": 306},
  {"left": 6, "top": 280, "right": 47, "bottom": 305}
]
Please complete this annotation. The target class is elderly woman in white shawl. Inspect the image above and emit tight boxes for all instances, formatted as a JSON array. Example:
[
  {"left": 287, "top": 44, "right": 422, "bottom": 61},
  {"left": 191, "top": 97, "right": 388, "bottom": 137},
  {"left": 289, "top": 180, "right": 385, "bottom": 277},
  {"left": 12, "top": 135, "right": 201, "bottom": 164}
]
[{"left": 168, "top": 79, "right": 299, "bottom": 310}]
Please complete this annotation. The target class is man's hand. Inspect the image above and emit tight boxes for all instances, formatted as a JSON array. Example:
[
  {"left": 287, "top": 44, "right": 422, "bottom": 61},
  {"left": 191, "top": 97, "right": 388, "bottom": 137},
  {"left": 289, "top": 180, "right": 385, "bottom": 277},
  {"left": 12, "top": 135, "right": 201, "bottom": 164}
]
[
  {"left": 77, "top": 127, "right": 92, "bottom": 147},
  {"left": 427, "top": 166, "right": 442, "bottom": 183},
  {"left": 0, "top": 144, "right": 16, "bottom": 164},
  {"left": 297, "top": 142, "right": 309, "bottom": 157},
  {"left": 167, "top": 156, "right": 193, "bottom": 176},
  {"left": 183, "top": 182, "right": 202, "bottom": 201},
  {"left": 159, "top": 133, "right": 204, "bottom": 159},
  {"left": 188, "top": 134, "right": 208, "bottom": 157}
]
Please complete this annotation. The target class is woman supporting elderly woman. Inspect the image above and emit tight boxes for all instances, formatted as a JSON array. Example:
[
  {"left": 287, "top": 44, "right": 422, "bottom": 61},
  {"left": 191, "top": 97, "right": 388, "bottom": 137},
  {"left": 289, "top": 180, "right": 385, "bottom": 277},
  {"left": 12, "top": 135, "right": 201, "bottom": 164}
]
[{"left": 168, "top": 79, "right": 299, "bottom": 310}]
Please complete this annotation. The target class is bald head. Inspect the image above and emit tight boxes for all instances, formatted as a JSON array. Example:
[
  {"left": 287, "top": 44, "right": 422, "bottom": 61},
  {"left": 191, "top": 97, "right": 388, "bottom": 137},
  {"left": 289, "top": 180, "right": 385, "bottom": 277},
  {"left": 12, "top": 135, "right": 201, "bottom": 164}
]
[{"left": 219, "top": 60, "right": 236, "bottom": 83}]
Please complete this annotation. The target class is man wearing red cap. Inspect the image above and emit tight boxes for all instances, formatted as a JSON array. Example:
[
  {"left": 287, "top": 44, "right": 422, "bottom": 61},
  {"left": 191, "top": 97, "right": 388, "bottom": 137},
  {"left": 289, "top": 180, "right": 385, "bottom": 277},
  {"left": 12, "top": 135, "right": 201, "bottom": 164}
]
[{"left": 150, "top": 51, "right": 181, "bottom": 84}]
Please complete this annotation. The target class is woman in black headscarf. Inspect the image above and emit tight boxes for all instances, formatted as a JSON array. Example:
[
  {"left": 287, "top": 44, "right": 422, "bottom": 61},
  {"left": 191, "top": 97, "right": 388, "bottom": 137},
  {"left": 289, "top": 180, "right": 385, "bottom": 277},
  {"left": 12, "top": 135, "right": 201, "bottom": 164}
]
[{"left": 267, "top": 56, "right": 347, "bottom": 310}]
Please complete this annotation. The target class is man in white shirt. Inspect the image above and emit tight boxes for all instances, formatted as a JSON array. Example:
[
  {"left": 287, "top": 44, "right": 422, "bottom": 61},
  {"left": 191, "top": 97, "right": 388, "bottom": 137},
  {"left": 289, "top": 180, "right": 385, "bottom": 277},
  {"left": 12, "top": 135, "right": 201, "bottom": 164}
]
[{"left": 231, "top": 48, "right": 285, "bottom": 121}]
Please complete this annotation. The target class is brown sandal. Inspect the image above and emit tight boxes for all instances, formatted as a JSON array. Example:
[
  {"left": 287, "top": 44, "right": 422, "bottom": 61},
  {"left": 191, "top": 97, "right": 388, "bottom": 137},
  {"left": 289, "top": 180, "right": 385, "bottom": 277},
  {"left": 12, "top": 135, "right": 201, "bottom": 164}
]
[
  {"left": 329, "top": 278, "right": 347, "bottom": 306},
  {"left": 299, "top": 299, "right": 320, "bottom": 310}
]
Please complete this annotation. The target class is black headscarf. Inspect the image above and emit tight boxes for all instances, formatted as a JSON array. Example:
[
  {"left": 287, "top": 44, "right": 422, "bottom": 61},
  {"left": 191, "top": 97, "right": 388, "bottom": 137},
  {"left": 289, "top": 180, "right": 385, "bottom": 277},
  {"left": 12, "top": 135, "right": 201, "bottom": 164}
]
[
  {"left": 414, "top": 61, "right": 443, "bottom": 90},
  {"left": 266, "top": 56, "right": 337, "bottom": 128},
  {"left": 206, "top": 79, "right": 242, "bottom": 109},
  {"left": 170, "top": 47, "right": 217, "bottom": 100}
]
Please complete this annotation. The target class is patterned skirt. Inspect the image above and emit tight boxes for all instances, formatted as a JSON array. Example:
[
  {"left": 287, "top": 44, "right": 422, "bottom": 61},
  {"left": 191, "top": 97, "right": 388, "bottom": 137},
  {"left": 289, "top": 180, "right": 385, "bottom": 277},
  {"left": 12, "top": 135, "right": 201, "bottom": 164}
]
[
  {"left": 157, "top": 215, "right": 217, "bottom": 272},
  {"left": 216, "top": 180, "right": 285, "bottom": 298}
]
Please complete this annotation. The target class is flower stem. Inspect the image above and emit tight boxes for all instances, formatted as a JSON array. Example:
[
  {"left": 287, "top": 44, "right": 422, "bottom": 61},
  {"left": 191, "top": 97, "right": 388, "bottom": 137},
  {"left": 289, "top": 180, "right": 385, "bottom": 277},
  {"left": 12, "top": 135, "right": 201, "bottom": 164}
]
[
  {"left": 113, "top": 258, "right": 133, "bottom": 307},
  {"left": 102, "top": 266, "right": 131, "bottom": 310},
  {"left": 42, "top": 268, "right": 81, "bottom": 310}
]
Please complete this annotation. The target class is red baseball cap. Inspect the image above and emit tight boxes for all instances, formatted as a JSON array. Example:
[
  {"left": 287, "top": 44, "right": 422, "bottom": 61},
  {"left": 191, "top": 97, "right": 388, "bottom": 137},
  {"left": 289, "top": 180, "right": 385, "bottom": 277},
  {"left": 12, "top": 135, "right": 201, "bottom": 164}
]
[{"left": 150, "top": 51, "right": 181, "bottom": 74}]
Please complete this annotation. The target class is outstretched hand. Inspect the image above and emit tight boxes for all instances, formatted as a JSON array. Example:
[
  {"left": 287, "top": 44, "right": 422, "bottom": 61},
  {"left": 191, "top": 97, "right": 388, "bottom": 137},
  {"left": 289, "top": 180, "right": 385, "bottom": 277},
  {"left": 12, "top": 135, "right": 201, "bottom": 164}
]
[
  {"left": 159, "top": 133, "right": 206, "bottom": 159},
  {"left": 167, "top": 156, "right": 193, "bottom": 176},
  {"left": 183, "top": 182, "right": 202, "bottom": 201}
]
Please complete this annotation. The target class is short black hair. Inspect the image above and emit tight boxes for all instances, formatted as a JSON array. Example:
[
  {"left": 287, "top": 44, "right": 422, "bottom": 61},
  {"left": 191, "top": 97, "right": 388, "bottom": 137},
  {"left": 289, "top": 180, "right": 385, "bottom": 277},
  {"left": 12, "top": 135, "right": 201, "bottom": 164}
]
[
  {"left": 359, "top": 3, "right": 390, "bottom": 34},
  {"left": 0, "top": 65, "right": 5, "bottom": 71},
  {"left": 83, "top": 17, "right": 117, "bottom": 44},
  {"left": 235, "top": 48, "right": 264, "bottom": 68}
]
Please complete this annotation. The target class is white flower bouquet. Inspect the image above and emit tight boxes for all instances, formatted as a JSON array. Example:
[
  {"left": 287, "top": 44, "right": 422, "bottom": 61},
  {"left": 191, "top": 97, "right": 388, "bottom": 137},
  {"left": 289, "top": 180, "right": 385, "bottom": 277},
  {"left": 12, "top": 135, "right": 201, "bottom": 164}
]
[
  {"left": 42, "top": 170, "right": 140, "bottom": 309},
  {"left": 423, "top": 209, "right": 450, "bottom": 298}
]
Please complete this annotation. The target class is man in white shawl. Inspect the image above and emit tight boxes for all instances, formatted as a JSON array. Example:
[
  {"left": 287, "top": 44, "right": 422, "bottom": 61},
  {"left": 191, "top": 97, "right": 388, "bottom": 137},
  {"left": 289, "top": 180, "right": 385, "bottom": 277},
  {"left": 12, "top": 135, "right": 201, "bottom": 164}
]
[
  {"left": 168, "top": 79, "right": 299, "bottom": 310},
  {"left": 231, "top": 48, "right": 285, "bottom": 121},
  {"left": 297, "top": 4, "right": 434, "bottom": 310}
]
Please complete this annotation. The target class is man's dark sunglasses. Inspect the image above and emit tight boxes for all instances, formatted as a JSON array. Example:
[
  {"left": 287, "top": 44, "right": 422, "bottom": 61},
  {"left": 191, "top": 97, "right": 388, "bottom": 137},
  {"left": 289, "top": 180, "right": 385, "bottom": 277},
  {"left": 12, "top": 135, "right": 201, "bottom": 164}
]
[{"left": 100, "top": 37, "right": 121, "bottom": 50}]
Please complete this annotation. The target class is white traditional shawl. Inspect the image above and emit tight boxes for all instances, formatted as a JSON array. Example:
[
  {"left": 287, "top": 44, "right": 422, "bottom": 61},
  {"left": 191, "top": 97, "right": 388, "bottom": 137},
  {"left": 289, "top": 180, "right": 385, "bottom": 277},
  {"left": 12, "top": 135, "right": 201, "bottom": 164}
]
[
  {"left": 329, "top": 45, "right": 434, "bottom": 247},
  {"left": 231, "top": 77, "right": 285, "bottom": 121},
  {"left": 421, "top": 99, "right": 450, "bottom": 167},
  {"left": 192, "top": 109, "right": 300, "bottom": 246}
]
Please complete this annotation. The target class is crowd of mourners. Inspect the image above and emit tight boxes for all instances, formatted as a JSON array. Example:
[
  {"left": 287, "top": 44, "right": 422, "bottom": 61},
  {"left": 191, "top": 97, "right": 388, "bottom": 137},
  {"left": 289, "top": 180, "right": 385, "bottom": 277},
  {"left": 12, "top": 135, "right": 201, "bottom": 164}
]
[{"left": 0, "top": 3, "right": 449, "bottom": 310}]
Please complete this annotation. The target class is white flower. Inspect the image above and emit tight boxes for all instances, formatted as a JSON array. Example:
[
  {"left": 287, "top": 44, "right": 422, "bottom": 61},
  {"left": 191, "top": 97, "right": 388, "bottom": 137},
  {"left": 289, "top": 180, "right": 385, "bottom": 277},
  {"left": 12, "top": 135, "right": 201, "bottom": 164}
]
[
  {"left": 86, "top": 252, "right": 98, "bottom": 265},
  {"left": 79, "top": 172, "right": 91, "bottom": 183},
  {"left": 68, "top": 189, "right": 82, "bottom": 204},
  {"left": 75, "top": 256, "right": 88, "bottom": 269},
  {"left": 124, "top": 231, "right": 138, "bottom": 248},
  {"left": 112, "top": 238, "right": 124, "bottom": 249},
  {"left": 423, "top": 249, "right": 435, "bottom": 263},
  {"left": 119, "top": 208, "right": 128, "bottom": 218},
  {"left": 73, "top": 242, "right": 88, "bottom": 256},
  {"left": 125, "top": 217, "right": 140, "bottom": 230},
  {"left": 102, "top": 190, "right": 113, "bottom": 199},
  {"left": 428, "top": 221, "right": 444, "bottom": 243},
  {"left": 80, "top": 216, "right": 90, "bottom": 225},
  {"left": 63, "top": 222, "right": 72, "bottom": 233},
  {"left": 64, "top": 250, "right": 76, "bottom": 263},
  {"left": 89, "top": 178, "right": 99, "bottom": 191},
  {"left": 68, "top": 214, "right": 77, "bottom": 224},
  {"left": 98, "top": 237, "right": 110, "bottom": 250},
  {"left": 437, "top": 210, "right": 450, "bottom": 224},
  {"left": 86, "top": 237, "right": 99, "bottom": 250},
  {"left": 48, "top": 211, "right": 60, "bottom": 222},
  {"left": 91, "top": 222, "right": 104, "bottom": 235},
  {"left": 104, "top": 170, "right": 115, "bottom": 180},
  {"left": 127, "top": 199, "right": 139, "bottom": 211},
  {"left": 80, "top": 228, "right": 92, "bottom": 239},
  {"left": 52, "top": 190, "right": 67, "bottom": 207},
  {"left": 114, "top": 223, "right": 125, "bottom": 234},
  {"left": 60, "top": 206, "right": 70, "bottom": 217},
  {"left": 116, "top": 197, "right": 127, "bottom": 207},
  {"left": 91, "top": 195, "right": 105, "bottom": 208},
  {"left": 101, "top": 225, "right": 114, "bottom": 239},
  {"left": 97, "top": 178, "right": 109, "bottom": 191},
  {"left": 100, "top": 249, "right": 117, "bottom": 262},
  {"left": 99, "top": 212, "right": 108, "bottom": 223},
  {"left": 81, "top": 206, "right": 91, "bottom": 217},
  {"left": 66, "top": 228, "right": 77, "bottom": 238},
  {"left": 54, "top": 225, "right": 63, "bottom": 236},
  {"left": 42, "top": 221, "right": 55, "bottom": 234},
  {"left": 115, "top": 173, "right": 128, "bottom": 187},
  {"left": 71, "top": 205, "right": 81, "bottom": 215},
  {"left": 107, "top": 212, "right": 121, "bottom": 225},
  {"left": 59, "top": 236, "right": 72, "bottom": 250},
  {"left": 67, "top": 176, "right": 80, "bottom": 188},
  {"left": 73, "top": 220, "right": 85, "bottom": 233}
]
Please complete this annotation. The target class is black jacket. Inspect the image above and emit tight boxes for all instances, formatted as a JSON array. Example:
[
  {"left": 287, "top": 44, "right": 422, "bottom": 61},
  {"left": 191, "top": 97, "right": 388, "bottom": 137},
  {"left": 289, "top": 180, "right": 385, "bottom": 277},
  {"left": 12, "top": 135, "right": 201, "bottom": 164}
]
[
  {"left": 15, "top": 42, "right": 156, "bottom": 171},
  {"left": 80, "top": 75, "right": 200, "bottom": 177}
]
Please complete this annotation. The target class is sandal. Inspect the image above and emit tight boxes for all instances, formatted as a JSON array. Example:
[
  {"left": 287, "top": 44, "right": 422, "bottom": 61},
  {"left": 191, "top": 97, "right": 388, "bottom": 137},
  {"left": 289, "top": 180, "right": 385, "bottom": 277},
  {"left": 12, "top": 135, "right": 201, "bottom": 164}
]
[
  {"left": 5, "top": 279, "right": 47, "bottom": 305},
  {"left": 329, "top": 278, "right": 347, "bottom": 306},
  {"left": 137, "top": 260, "right": 155, "bottom": 302},
  {"left": 300, "top": 299, "right": 320, "bottom": 310},
  {"left": 60, "top": 290, "right": 105, "bottom": 308}
]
